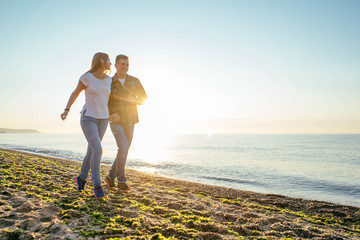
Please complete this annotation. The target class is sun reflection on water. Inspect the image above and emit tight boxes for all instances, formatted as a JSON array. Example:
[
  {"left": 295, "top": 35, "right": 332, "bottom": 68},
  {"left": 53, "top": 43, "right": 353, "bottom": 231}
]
[{"left": 131, "top": 129, "right": 172, "bottom": 165}]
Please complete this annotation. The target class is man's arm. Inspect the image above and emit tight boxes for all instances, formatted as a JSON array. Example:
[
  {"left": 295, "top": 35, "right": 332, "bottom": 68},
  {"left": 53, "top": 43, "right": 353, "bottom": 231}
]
[
  {"left": 135, "top": 78, "right": 147, "bottom": 105},
  {"left": 108, "top": 80, "right": 120, "bottom": 122},
  {"left": 108, "top": 88, "right": 117, "bottom": 115}
]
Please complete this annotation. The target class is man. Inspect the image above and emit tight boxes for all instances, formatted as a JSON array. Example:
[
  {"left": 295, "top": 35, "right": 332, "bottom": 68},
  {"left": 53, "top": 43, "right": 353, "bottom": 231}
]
[{"left": 105, "top": 54, "right": 147, "bottom": 192}]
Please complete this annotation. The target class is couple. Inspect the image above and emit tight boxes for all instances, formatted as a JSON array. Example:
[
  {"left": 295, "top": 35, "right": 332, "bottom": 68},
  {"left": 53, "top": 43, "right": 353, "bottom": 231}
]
[{"left": 60, "top": 53, "right": 147, "bottom": 199}]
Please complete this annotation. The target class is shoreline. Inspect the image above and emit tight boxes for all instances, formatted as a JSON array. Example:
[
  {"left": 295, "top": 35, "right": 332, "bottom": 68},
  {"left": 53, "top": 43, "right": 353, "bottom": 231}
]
[
  {"left": 1, "top": 148, "right": 359, "bottom": 209},
  {"left": 1, "top": 147, "right": 359, "bottom": 208},
  {"left": 1, "top": 149, "right": 360, "bottom": 239}
]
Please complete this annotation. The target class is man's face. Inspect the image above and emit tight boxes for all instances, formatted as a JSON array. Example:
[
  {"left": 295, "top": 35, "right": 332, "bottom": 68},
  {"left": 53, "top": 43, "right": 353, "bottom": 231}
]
[{"left": 115, "top": 58, "right": 129, "bottom": 75}]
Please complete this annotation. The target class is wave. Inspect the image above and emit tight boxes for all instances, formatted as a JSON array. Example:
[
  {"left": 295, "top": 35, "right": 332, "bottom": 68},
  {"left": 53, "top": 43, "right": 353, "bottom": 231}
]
[
  {"left": 0, "top": 144, "right": 83, "bottom": 161},
  {"left": 199, "top": 176, "right": 264, "bottom": 186}
]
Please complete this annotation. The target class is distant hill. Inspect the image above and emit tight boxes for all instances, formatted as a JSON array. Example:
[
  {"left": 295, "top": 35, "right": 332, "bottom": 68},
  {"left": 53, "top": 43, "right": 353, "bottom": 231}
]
[{"left": 0, "top": 128, "right": 40, "bottom": 133}]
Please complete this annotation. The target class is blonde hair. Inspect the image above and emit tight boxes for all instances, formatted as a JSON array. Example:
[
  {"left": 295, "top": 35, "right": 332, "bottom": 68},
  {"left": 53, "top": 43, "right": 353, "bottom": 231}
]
[{"left": 87, "top": 52, "right": 110, "bottom": 74}]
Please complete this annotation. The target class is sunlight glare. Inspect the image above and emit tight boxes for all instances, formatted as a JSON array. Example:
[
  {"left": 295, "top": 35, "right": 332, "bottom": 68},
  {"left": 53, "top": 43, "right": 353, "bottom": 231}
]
[{"left": 133, "top": 121, "right": 172, "bottom": 165}]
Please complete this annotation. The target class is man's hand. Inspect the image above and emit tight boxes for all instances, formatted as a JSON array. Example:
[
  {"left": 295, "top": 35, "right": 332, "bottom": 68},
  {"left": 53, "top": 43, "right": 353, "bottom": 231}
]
[{"left": 110, "top": 113, "right": 120, "bottom": 122}]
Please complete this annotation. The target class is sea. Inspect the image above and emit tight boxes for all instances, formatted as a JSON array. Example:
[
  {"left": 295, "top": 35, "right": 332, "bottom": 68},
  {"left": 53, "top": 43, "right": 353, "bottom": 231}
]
[{"left": 1, "top": 133, "right": 359, "bottom": 207}]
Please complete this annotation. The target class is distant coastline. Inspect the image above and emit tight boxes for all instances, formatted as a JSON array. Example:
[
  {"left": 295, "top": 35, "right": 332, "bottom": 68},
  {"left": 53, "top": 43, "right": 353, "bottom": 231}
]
[{"left": 0, "top": 128, "right": 40, "bottom": 133}]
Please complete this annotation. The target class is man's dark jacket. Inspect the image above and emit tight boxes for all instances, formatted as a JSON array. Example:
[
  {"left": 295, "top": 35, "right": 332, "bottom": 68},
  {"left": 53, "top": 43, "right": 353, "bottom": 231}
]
[{"left": 108, "top": 74, "right": 147, "bottom": 125}]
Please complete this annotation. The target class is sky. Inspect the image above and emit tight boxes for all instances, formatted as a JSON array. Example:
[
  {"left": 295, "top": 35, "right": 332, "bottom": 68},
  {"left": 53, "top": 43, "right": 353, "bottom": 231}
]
[{"left": 0, "top": 0, "right": 359, "bottom": 135}]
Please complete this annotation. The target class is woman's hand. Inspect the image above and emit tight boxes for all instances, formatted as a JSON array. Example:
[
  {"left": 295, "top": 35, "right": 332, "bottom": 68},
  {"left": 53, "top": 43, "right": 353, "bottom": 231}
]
[
  {"left": 110, "top": 113, "right": 120, "bottom": 122},
  {"left": 61, "top": 80, "right": 86, "bottom": 121},
  {"left": 61, "top": 110, "right": 69, "bottom": 121}
]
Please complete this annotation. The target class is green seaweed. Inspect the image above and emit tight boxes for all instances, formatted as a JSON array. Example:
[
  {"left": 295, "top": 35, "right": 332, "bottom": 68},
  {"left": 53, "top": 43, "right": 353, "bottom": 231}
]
[{"left": 1, "top": 149, "right": 359, "bottom": 240}]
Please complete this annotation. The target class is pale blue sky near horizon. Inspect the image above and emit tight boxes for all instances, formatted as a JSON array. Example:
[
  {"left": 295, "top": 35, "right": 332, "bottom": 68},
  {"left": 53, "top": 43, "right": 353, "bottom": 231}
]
[{"left": 1, "top": 0, "right": 359, "bottom": 134}]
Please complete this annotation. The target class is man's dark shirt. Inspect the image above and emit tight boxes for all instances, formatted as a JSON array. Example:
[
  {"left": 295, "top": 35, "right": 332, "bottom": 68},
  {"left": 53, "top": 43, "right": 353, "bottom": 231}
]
[{"left": 108, "top": 74, "right": 147, "bottom": 125}]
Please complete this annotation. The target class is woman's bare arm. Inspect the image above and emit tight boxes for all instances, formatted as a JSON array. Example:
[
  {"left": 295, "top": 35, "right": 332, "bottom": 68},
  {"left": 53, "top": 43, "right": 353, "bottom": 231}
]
[{"left": 60, "top": 80, "right": 86, "bottom": 121}]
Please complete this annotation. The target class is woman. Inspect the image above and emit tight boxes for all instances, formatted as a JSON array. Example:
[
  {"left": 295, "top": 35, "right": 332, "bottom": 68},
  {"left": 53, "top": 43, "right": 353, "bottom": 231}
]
[{"left": 61, "top": 52, "right": 112, "bottom": 199}]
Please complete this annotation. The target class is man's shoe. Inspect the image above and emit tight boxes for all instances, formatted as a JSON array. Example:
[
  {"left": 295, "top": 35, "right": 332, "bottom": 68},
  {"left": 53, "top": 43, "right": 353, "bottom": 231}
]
[
  {"left": 75, "top": 176, "right": 86, "bottom": 191},
  {"left": 118, "top": 183, "right": 130, "bottom": 192},
  {"left": 105, "top": 175, "right": 115, "bottom": 188},
  {"left": 94, "top": 186, "right": 106, "bottom": 199}
]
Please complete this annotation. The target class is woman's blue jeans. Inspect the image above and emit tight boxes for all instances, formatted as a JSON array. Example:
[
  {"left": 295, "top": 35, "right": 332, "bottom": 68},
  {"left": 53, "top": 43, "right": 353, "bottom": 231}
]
[{"left": 79, "top": 115, "right": 108, "bottom": 188}]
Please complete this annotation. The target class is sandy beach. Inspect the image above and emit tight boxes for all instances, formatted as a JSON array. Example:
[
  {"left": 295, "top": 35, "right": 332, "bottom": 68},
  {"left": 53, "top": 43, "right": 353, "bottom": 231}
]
[{"left": 0, "top": 149, "right": 359, "bottom": 239}]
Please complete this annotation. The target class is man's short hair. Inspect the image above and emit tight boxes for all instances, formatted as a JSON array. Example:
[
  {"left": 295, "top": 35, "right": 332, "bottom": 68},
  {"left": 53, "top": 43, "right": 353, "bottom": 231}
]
[{"left": 115, "top": 54, "right": 129, "bottom": 63}]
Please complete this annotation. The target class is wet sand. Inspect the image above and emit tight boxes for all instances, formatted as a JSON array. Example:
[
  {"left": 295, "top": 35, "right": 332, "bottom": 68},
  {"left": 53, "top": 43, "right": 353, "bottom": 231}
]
[{"left": 1, "top": 149, "right": 359, "bottom": 239}]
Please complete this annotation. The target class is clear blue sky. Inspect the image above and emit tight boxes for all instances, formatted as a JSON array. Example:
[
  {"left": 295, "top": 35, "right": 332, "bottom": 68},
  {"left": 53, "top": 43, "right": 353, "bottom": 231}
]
[{"left": 1, "top": 0, "right": 359, "bottom": 134}]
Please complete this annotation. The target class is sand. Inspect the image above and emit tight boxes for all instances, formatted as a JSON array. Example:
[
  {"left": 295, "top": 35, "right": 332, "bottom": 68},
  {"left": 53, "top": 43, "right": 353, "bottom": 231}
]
[{"left": 0, "top": 149, "right": 359, "bottom": 239}]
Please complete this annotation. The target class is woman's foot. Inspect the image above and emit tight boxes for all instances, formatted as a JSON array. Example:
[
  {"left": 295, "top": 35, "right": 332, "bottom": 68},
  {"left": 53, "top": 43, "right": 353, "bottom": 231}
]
[
  {"left": 75, "top": 176, "right": 86, "bottom": 191},
  {"left": 94, "top": 186, "right": 106, "bottom": 199}
]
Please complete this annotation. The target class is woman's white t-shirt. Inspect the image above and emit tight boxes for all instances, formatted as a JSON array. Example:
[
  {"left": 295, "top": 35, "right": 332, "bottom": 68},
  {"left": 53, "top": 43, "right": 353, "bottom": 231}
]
[{"left": 79, "top": 72, "right": 112, "bottom": 119}]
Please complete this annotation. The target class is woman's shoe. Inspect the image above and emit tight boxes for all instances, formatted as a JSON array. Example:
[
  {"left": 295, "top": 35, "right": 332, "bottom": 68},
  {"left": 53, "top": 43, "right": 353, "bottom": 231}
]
[
  {"left": 93, "top": 186, "right": 106, "bottom": 199},
  {"left": 75, "top": 176, "right": 86, "bottom": 191}
]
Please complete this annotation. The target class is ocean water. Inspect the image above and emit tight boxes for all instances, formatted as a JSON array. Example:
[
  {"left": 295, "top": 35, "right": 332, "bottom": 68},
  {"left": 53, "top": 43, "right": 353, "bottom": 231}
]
[{"left": 1, "top": 133, "right": 359, "bottom": 207}]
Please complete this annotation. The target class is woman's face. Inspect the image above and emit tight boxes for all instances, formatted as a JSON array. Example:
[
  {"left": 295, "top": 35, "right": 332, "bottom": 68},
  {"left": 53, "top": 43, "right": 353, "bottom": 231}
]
[{"left": 104, "top": 58, "right": 111, "bottom": 70}]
